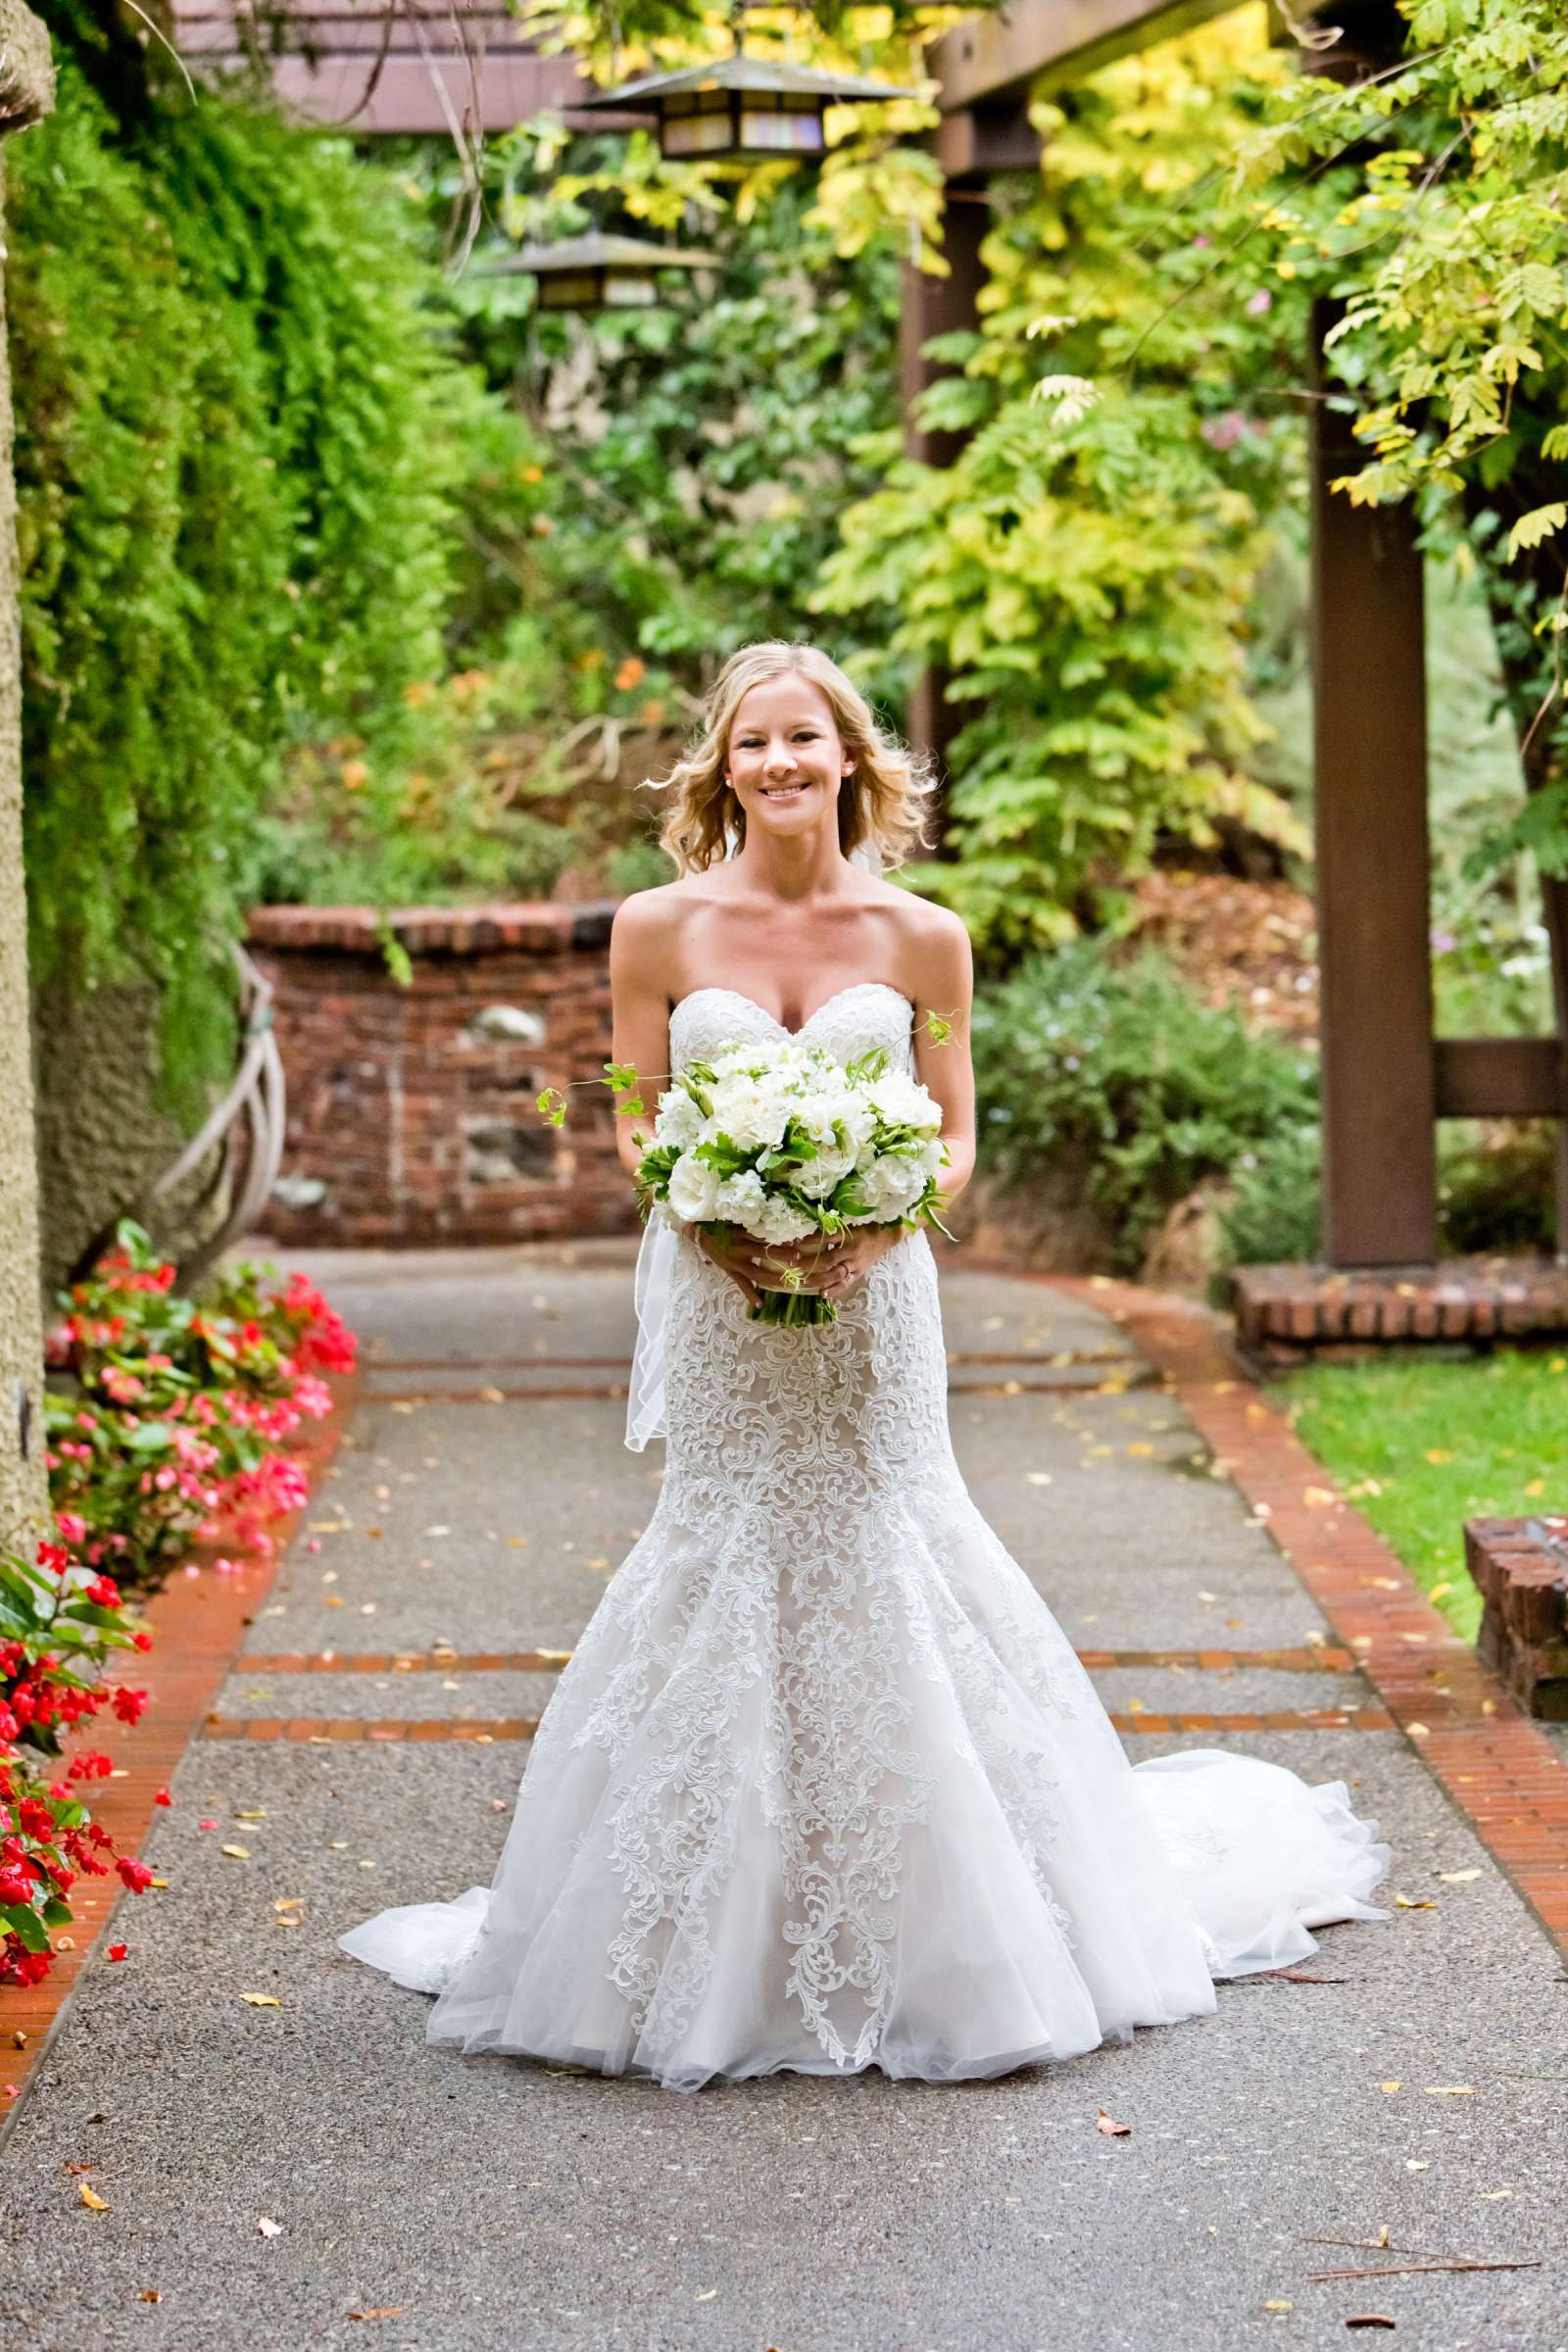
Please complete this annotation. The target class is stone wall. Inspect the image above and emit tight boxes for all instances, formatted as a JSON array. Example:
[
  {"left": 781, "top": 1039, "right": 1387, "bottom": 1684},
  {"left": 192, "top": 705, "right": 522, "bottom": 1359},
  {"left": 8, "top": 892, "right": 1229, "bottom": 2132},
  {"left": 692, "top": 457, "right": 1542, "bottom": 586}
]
[{"left": 248, "top": 904, "right": 638, "bottom": 1250}]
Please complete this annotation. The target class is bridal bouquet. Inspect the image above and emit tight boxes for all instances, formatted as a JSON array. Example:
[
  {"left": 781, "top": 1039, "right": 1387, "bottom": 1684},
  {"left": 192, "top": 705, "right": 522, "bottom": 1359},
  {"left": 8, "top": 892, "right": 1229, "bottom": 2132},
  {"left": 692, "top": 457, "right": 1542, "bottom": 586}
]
[{"left": 632, "top": 1039, "right": 952, "bottom": 1326}]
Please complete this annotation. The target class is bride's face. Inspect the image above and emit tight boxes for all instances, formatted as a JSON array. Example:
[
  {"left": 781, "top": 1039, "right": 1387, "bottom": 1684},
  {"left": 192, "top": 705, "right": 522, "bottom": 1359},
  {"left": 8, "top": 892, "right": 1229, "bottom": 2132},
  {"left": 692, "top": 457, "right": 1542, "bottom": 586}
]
[{"left": 725, "top": 673, "right": 854, "bottom": 843}]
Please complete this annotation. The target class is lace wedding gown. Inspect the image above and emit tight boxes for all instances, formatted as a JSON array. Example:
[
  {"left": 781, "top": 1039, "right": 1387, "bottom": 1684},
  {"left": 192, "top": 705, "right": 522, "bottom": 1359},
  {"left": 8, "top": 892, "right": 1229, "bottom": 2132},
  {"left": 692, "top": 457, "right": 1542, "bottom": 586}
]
[{"left": 339, "top": 981, "right": 1393, "bottom": 2091}]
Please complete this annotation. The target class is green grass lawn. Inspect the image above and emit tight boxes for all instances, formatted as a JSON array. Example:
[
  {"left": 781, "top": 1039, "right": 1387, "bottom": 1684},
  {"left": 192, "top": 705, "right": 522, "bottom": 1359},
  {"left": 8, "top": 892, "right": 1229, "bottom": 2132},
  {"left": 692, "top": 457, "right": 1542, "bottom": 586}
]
[{"left": 1270, "top": 1348, "right": 1568, "bottom": 1643}]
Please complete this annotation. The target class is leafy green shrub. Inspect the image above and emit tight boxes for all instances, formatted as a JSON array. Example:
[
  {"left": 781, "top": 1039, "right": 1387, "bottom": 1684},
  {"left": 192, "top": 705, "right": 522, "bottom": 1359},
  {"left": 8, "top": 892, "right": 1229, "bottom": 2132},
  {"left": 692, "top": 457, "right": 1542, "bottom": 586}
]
[
  {"left": 1439, "top": 1122, "right": 1556, "bottom": 1257},
  {"left": 972, "top": 943, "right": 1319, "bottom": 1269},
  {"left": 1217, "top": 1125, "right": 1322, "bottom": 1268}
]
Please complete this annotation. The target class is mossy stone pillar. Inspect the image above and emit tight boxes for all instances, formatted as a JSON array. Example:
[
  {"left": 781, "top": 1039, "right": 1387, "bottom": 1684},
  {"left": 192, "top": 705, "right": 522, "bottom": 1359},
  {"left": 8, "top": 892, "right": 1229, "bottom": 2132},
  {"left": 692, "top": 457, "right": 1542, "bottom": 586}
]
[{"left": 0, "top": 0, "right": 56, "bottom": 1548}]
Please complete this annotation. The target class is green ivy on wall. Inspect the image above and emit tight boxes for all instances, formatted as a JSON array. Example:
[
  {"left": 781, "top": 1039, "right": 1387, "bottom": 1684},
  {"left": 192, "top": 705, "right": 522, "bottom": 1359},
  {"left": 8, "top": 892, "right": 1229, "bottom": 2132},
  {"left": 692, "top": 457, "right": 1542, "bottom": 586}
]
[{"left": 10, "top": 13, "right": 477, "bottom": 1101}]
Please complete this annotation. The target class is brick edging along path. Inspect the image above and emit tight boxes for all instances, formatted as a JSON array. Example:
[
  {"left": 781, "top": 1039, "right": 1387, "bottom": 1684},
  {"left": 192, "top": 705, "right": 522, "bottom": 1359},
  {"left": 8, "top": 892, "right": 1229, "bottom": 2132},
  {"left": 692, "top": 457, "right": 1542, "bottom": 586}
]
[{"left": 0, "top": 1374, "right": 358, "bottom": 2135}]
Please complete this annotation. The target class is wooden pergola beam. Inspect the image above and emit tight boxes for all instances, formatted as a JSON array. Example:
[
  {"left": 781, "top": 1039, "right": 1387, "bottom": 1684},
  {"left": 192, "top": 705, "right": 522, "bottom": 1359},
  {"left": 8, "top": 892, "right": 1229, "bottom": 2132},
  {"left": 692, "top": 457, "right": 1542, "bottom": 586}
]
[{"left": 927, "top": 0, "right": 1245, "bottom": 112}]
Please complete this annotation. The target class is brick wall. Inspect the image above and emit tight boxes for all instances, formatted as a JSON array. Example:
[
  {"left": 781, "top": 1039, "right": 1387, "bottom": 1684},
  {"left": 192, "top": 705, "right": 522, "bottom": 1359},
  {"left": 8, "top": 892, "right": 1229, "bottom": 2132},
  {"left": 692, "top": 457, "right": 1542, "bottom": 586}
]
[{"left": 247, "top": 903, "right": 638, "bottom": 1249}]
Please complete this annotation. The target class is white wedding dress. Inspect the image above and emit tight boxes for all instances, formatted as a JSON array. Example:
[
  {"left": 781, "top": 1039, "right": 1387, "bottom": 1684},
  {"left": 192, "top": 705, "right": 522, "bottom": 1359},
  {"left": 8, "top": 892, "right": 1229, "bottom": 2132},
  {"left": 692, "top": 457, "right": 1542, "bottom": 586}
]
[{"left": 339, "top": 981, "right": 1393, "bottom": 2091}]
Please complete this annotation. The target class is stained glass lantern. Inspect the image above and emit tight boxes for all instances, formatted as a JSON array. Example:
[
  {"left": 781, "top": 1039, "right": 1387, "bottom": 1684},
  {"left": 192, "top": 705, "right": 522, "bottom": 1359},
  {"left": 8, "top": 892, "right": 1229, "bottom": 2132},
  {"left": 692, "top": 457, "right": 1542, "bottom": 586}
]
[
  {"left": 484, "top": 231, "right": 721, "bottom": 313},
  {"left": 573, "top": 55, "right": 921, "bottom": 165}
]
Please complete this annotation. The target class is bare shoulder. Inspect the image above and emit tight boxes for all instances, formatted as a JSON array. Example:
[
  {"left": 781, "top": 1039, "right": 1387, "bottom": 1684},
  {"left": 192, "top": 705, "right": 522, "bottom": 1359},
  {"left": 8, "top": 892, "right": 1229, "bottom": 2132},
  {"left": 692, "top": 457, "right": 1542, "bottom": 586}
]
[
  {"left": 880, "top": 883, "right": 972, "bottom": 983},
  {"left": 610, "top": 879, "right": 695, "bottom": 953}
]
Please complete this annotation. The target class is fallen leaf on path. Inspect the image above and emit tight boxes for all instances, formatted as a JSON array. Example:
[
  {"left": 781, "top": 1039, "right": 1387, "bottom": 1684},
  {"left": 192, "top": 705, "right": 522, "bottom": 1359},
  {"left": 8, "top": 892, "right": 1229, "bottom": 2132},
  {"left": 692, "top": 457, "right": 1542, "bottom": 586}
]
[
  {"left": 257, "top": 2217, "right": 282, "bottom": 2238},
  {"left": 1262, "top": 2301, "right": 1293, "bottom": 2313},
  {"left": 234, "top": 1809, "right": 267, "bottom": 1822},
  {"left": 78, "top": 2183, "right": 110, "bottom": 2211},
  {"left": 239, "top": 1992, "right": 281, "bottom": 2007},
  {"left": 1344, "top": 2319, "right": 1396, "bottom": 2330},
  {"left": 1394, "top": 1893, "right": 1437, "bottom": 1910},
  {"left": 1096, "top": 2108, "right": 1131, "bottom": 2136},
  {"left": 1436, "top": 1869, "right": 1481, "bottom": 1884},
  {"left": 220, "top": 1845, "right": 251, "bottom": 1861},
  {"left": 1380, "top": 2082, "right": 1400, "bottom": 2093},
  {"left": 1025, "top": 1472, "right": 1053, "bottom": 1487},
  {"left": 695, "top": 2289, "right": 718, "bottom": 2302},
  {"left": 139, "top": 2289, "right": 160, "bottom": 2302},
  {"left": 347, "top": 2310, "right": 406, "bottom": 2322},
  {"left": 1479, "top": 2189, "right": 1512, "bottom": 2200},
  {"left": 1423, "top": 2085, "right": 1473, "bottom": 2096}
]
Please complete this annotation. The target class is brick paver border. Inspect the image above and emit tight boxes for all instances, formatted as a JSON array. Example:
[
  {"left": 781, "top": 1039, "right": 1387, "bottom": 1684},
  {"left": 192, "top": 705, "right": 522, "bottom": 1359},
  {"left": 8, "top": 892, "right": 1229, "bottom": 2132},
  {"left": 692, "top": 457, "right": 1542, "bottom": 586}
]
[
  {"left": 1042, "top": 1272, "right": 1568, "bottom": 1957},
  {"left": 199, "top": 1706, "right": 1397, "bottom": 1743},
  {"left": 0, "top": 1376, "right": 357, "bottom": 2134}
]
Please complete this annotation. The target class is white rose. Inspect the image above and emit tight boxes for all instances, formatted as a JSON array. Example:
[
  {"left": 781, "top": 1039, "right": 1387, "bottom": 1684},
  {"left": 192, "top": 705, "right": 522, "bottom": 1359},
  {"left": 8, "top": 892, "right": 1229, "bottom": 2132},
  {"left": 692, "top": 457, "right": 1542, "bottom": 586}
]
[
  {"left": 709, "top": 1078, "right": 791, "bottom": 1153},
  {"left": 867, "top": 1072, "right": 939, "bottom": 1134},
  {"left": 795, "top": 1137, "right": 857, "bottom": 1200},
  {"left": 665, "top": 1152, "right": 722, "bottom": 1223}
]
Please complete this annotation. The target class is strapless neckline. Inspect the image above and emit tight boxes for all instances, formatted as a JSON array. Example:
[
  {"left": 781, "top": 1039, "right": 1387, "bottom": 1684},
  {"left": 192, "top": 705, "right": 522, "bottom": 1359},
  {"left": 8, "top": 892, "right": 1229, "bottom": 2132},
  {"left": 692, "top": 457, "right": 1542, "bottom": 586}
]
[{"left": 669, "top": 980, "right": 914, "bottom": 1042}]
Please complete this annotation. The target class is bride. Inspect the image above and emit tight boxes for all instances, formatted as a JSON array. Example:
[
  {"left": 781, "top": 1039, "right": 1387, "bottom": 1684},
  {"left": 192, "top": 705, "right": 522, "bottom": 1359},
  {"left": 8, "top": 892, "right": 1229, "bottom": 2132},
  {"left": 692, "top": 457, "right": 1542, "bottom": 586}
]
[{"left": 338, "top": 638, "right": 1394, "bottom": 2090}]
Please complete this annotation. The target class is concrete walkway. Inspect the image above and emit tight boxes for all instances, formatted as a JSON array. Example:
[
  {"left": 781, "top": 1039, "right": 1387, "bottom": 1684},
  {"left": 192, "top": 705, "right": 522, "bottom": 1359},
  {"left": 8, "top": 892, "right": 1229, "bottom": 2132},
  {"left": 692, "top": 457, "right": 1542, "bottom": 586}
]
[{"left": 2, "top": 1243, "right": 1565, "bottom": 2352}]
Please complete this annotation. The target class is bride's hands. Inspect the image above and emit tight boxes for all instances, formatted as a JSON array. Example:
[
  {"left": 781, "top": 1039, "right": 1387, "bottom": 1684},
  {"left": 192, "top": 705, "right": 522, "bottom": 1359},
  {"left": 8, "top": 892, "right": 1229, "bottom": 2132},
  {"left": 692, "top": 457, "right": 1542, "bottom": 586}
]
[
  {"left": 692, "top": 1224, "right": 770, "bottom": 1310},
  {"left": 760, "top": 1224, "right": 906, "bottom": 1306},
  {"left": 694, "top": 1222, "right": 906, "bottom": 1309}
]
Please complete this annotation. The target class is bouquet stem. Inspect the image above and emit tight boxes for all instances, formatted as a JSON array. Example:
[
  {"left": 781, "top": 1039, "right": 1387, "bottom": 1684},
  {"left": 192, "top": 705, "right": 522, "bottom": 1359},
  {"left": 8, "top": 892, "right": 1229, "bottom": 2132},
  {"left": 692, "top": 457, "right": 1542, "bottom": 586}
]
[{"left": 750, "top": 1286, "right": 839, "bottom": 1328}]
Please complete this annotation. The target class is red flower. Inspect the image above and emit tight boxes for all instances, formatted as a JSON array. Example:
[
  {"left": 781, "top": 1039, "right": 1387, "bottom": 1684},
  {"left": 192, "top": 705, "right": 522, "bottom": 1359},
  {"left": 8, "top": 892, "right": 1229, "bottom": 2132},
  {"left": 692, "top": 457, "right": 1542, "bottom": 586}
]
[
  {"left": 107, "top": 1942, "right": 127, "bottom": 1962},
  {"left": 0, "top": 1866, "right": 32, "bottom": 1906},
  {"left": 67, "top": 1752, "right": 114, "bottom": 1783},
  {"left": 154, "top": 1787, "right": 172, "bottom": 1807},
  {"left": 84, "top": 1575, "right": 122, "bottom": 1608},
  {"left": 36, "top": 1542, "right": 69, "bottom": 1576},
  {"left": 116, "top": 1857, "right": 153, "bottom": 1894},
  {"left": 132, "top": 1631, "right": 153, "bottom": 1653},
  {"left": 111, "top": 1687, "right": 148, "bottom": 1727}
]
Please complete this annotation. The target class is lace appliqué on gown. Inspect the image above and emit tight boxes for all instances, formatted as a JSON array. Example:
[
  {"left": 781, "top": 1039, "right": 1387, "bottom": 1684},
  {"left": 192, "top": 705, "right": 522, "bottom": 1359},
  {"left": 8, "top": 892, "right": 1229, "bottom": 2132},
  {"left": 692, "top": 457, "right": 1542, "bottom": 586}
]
[{"left": 337, "top": 981, "right": 1394, "bottom": 2091}]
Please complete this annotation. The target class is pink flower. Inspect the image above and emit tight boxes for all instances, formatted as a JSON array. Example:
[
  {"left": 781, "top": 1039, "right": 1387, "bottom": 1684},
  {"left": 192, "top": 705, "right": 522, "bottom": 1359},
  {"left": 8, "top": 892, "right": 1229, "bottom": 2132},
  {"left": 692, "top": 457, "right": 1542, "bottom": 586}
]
[{"left": 55, "top": 1513, "right": 86, "bottom": 1544}]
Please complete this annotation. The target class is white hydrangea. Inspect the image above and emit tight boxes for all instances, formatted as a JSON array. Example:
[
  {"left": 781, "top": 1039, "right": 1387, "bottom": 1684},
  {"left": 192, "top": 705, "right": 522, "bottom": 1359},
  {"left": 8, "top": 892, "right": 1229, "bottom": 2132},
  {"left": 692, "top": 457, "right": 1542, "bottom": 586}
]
[
  {"left": 654, "top": 1088, "right": 706, "bottom": 1150},
  {"left": 851, "top": 1154, "right": 926, "bottom": 1222}
]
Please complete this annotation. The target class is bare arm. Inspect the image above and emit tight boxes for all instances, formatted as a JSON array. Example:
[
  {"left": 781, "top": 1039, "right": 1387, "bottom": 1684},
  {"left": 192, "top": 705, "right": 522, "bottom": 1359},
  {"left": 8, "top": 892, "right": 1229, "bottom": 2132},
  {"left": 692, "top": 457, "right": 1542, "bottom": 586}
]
[
  {"left": 608, "top": 888, "right": 768, "bottom": 1308},
  {"left": 910, "top": 905, "right": 976, "bottom": 1204},
  {"left": 609, "top": 893, "right": 675, "bottom": 1184}
]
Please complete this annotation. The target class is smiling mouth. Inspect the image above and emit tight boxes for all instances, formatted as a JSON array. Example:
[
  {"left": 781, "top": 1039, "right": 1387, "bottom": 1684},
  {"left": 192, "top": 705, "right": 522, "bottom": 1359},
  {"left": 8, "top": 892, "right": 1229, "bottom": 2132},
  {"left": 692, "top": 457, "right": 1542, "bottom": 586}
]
[{"left": 760, "top": 782, "right": 812, "bottom": 800}]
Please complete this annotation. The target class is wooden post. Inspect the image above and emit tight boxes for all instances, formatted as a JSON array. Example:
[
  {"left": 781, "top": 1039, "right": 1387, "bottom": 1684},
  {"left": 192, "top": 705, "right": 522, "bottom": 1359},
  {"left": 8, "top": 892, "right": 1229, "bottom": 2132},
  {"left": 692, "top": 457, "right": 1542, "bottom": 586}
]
[
  {"left": 1309, "top": 299, "right": 1439, "bottom": 1265},
  {"left": 901, "top": 187, "right": 990, "bottom": 827}
]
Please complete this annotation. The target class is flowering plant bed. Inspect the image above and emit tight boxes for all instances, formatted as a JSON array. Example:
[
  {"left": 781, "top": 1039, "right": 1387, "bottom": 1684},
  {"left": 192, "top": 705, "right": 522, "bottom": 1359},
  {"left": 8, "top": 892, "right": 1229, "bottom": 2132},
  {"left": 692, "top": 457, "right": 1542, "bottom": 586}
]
[
  {"left": 46, "top": 1223, "right": 356, "bottom": 1592},
  {"left": 1, "top": 1536, "right": 156, "bottom": 1987},
  {"left": 1, "top": 1227, "right": 358, "bottom": 2009}
]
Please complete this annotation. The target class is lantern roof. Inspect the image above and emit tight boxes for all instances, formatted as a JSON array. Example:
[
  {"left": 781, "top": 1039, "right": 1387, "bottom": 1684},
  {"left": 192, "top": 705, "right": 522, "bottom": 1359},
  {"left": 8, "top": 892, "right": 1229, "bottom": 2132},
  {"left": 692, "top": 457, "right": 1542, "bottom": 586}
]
[
  {"left": 480, "top": 231, "right": 721, "bottom": 275},
  {"left": 573, "top": 54, "right": 922, "bottom": 112}
]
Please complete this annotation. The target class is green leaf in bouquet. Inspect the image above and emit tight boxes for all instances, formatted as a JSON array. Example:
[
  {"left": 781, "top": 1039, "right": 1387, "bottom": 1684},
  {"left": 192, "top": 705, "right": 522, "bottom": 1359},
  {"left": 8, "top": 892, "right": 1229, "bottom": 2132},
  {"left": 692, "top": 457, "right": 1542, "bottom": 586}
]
[{"left": 41, "top": 1897, "right": 74, "bottom": 1929}]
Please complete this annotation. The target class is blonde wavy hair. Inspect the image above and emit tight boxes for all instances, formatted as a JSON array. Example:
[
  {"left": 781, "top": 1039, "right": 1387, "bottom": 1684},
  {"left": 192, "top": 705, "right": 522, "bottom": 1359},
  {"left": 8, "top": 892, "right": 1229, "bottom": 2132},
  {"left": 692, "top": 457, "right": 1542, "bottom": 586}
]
[{"left": 648, "top": 641, "right": 938, "bottom": 875}]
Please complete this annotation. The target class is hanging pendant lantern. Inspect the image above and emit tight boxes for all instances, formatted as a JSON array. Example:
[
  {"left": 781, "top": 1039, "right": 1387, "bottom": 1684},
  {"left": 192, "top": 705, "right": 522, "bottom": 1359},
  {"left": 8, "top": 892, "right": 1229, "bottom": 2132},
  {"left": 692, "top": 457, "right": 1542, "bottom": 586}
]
[
  {"left": 573, "top": 54, "right": 921, "bottom": 165},
  {"left": 480, "top": 230, "right": 721, "bottom": 314}
]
